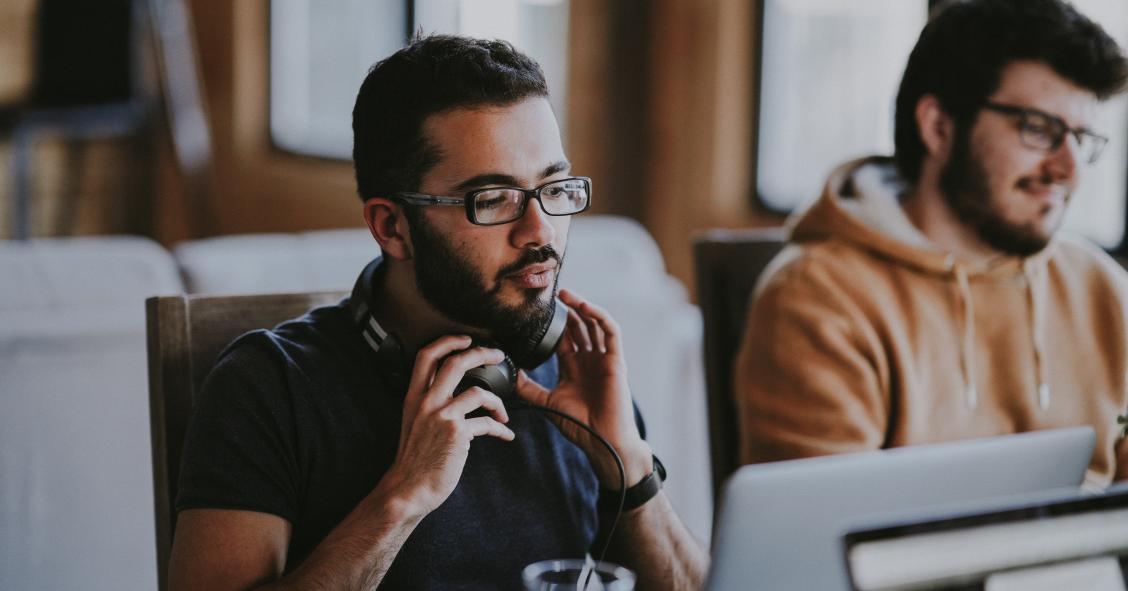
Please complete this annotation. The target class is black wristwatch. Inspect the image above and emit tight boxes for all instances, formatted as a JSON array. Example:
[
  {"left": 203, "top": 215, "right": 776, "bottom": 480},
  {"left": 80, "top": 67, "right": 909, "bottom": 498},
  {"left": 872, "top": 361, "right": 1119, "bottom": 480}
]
[{"left": 599, "top": 455, "right": 666, "bottom": 512}]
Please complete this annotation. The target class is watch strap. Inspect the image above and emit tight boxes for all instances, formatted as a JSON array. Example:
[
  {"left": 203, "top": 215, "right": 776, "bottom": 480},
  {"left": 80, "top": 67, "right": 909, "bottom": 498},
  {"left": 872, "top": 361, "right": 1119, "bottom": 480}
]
[{"left": 599, "top": 454, "right": 666, "bottom": 513}]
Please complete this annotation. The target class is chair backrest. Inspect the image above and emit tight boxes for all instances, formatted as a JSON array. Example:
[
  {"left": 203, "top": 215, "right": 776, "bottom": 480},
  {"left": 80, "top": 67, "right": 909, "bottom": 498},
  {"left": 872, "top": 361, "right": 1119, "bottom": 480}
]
[
  {"left": 145, "top": 291, "right": 345, "bottom": 590},
  {"left": 692, "top": 227, "right": 786, "bottom": 501}
]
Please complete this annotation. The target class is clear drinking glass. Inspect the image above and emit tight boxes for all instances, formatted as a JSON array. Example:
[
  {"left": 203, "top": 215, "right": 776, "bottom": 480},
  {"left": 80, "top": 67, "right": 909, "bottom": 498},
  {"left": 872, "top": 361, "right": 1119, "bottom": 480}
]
[{"left": 521, "top": 559, "right": 636, "bottom": 591}]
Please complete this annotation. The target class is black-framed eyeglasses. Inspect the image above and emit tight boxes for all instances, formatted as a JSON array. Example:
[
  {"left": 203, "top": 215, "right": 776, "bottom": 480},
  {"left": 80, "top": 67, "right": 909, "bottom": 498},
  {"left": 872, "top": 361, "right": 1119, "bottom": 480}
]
[
  {"left": 393, "top": 176, "right": 592, "bottom": 226},
  {"left": 982, "top": 101, "right": 1108, "bottom": 164}
]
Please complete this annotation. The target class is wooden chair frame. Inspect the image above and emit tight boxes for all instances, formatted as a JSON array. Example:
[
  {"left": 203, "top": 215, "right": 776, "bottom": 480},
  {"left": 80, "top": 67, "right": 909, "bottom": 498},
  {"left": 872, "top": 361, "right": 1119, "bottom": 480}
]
[
  {"left": 692, "top": 228, "right": 786, "bottom": 501},
  {"left": 145, "top": 291, "right": 344, "bottom": 590}
]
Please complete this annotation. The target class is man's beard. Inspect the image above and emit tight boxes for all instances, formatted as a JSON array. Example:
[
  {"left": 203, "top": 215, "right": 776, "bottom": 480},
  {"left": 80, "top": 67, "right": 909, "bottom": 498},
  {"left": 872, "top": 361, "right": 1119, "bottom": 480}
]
[
  {"left": 407, "top": 212, "right": 562, "bottom": 364},
  {"left": 939, "top": 126, "right": 1063, "bottom": 257}
]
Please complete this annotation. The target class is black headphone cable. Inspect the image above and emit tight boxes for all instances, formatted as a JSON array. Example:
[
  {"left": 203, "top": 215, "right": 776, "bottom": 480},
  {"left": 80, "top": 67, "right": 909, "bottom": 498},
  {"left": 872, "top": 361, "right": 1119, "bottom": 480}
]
[{"left": 509, "top": 400, "right": 627, "bottom": 575}]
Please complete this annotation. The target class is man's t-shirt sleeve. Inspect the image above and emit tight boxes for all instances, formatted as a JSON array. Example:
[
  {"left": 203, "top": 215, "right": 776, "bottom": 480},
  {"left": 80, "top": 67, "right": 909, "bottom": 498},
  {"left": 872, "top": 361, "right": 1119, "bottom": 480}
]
[{"left": 176, "top": 333, "right": 302, "bottom": 523}]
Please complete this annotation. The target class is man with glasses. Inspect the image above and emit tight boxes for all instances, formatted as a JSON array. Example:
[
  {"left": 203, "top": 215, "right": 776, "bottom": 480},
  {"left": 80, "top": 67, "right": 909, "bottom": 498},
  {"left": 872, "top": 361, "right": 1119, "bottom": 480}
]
[
  {"left": 736, "top": 0, "right": 1128, "bottom": 486},
  {"left": 168, "top": 35, "right": 706, "bottom": 589}
]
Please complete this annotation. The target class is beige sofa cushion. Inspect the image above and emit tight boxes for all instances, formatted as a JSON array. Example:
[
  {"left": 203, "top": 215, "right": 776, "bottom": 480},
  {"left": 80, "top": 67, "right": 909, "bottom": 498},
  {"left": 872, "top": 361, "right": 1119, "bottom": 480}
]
[{"left": 0, "top": 236, "right": 182, "bottom": 591}]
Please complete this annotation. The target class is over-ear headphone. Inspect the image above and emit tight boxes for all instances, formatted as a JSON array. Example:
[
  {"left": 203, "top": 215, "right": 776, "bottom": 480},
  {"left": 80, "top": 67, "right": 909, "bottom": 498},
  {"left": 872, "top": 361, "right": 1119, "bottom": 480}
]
[
  {"left": 351, "top": 259, "right": 634, "bottom": 569},
  {"left": 348, "top": 257, "right": 567, "bottom": 399}
]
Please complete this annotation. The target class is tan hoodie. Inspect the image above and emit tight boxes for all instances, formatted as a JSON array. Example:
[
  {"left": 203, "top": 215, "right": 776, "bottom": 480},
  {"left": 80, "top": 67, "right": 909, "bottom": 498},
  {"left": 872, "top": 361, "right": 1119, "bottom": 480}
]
[{"left": 735, "top": 156, "right": 1128, "bottom": 487}]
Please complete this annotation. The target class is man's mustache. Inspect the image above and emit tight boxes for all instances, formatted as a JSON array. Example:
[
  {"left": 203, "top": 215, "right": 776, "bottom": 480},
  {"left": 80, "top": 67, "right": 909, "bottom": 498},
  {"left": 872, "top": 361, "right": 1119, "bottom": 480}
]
[
  {"left": 496, "top": 245, "right": 561, "bottom": 280},
  {"left": 1017, "top": 173, "right": 1071, "bottom": 196}
]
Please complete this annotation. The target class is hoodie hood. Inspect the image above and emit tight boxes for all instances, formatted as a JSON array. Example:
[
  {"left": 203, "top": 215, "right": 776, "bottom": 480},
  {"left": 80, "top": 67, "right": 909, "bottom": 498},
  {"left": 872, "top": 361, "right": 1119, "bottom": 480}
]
[{"left": 790, "top": 155, "right": 1053, "bottom": 411}]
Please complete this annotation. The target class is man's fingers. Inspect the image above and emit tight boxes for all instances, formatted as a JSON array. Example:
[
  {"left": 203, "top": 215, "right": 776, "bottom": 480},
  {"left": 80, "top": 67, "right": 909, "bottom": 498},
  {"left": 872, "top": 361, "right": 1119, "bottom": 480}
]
[
  {"left": 557, "top": 288, "right": 582, "bottom": 307},
  {"left": 554, "top": 287, "right": 618, "bottom": 354},
  {"left": 444, "top": 387, "right": 509, "bottom": 424},
  {"left": 426, "top": 346, "right": 507, "bottom": 406},
  {"left": 562, "top": 291, "right": 622, "bottom": 356},
  {"left": 514, "top": 370, "right": 552, "bottom": 406},
  {"left": 403, "top": 335, "right": 474, "bottom": 439},
  {"left": 408, "top": 335, "right": 473, "bottom": 397},
  {"left": 585, "top": 301, "right": 622, "bottom": 355},
  {"left": 582, "top": 311, "right": 606, "bottom": 353},
  {"left": 556, "top": 323, "right": 578, "bottom": 355},
  {"left": 464, "top": 416, "right": 516, "bottom": 441},
  {"left": 567, "top": 308, "right": 593, "bottom": 351}
]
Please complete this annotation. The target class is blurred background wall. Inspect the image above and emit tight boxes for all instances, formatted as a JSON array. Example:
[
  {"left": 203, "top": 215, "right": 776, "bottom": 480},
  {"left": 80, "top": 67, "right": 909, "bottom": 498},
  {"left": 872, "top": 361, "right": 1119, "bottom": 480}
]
[
  {"left": 1, "top": 0, "right": 1125, "bottom": 289},
  {"left": 0, "top": 0, "right": 780, "bottom": 294}
]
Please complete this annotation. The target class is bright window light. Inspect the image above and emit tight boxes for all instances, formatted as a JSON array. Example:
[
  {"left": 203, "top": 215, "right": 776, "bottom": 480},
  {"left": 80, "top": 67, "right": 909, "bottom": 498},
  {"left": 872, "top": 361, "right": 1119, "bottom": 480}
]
[
  {"left": 1061, "top": 0, "right": 1128, "bottom": 249},
  {"left": 755, "top": 0, "right": 927, "bottom": 212},
  {"left": 269, "top": 0, "right": 406, "bottom": 159},
  {"left": 269, "top": 0, "right": 570, "bottom": 161}
]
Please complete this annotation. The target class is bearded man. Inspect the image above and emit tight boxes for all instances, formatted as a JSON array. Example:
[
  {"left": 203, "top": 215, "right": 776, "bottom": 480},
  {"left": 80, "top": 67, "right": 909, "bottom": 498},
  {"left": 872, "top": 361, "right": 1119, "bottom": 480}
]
[
  {"left": 735, "top": 0, "right": 1128, "bottom": 487},
  {"left": 167, "top": 35, "right": 706, "bottom": 590}
]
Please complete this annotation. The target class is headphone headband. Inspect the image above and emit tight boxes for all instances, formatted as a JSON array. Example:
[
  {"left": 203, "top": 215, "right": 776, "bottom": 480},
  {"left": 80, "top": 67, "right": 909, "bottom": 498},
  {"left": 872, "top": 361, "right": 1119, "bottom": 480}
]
[
  {"left": 349, "top": 255, "right": 564, "bottom": 397},
  {"left": 350, "top": 257, "right": 407, "bottom": 384}
]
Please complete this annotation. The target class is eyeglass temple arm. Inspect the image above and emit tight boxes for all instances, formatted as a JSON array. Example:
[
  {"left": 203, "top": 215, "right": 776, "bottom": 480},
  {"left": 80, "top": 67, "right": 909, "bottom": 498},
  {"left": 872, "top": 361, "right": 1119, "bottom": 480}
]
[{"left": 396, "top": 193, "right": 464, "bottom": 205}]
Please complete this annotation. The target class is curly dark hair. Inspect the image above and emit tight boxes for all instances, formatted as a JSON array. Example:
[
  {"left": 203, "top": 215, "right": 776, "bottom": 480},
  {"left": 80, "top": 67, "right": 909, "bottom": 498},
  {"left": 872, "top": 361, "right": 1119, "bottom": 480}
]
[
  {"left": 352, "top": 34, "right": 549, "bottom": 201},
  {"left": 894, "top": 0, "right": 1128, "bottom": 185}
]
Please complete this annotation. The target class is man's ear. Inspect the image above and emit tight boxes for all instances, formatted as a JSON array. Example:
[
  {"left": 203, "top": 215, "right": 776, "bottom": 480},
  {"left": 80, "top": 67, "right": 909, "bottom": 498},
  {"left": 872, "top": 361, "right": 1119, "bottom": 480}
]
[
  {"left": 363, "top": 197, "right": 414, "bottom": 260},
  {"left": 915, "top": 94, "right": 956, "bottom": 160}
]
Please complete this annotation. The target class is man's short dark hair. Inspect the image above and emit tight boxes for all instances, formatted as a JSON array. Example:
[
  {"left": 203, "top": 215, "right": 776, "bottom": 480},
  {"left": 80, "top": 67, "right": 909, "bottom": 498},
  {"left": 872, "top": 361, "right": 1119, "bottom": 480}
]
[
  {"left": 893, "top": 0, "right": 1128, "bottom": 185},
  {"left": 352, "top": 34, "right": 549, "bottom": 201}
]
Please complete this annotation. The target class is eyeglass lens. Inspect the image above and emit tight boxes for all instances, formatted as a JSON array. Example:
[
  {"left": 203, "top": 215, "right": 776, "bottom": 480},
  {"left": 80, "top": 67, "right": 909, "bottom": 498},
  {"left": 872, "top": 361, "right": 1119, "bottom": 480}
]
[
  {"left": 1018, "top": 115, "right": 1105, "bottom": 163},
  {"left": 472, "top": 179, "right": 590, "bottom": 224}
]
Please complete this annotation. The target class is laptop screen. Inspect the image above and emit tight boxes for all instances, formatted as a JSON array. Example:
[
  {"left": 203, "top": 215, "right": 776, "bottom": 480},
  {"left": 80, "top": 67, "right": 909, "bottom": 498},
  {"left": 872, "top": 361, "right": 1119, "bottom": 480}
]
[{"left": 843, "top": 487, "right": 1128, "bottom": 591}]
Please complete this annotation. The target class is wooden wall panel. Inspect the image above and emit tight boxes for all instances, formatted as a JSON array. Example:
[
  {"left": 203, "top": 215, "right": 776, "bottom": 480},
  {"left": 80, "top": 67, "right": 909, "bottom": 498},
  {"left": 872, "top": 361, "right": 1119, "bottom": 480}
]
[
  {"left": 659, "top": 0, "right": 785, "bottom": 288},
  {"left": 186, "top": 0, "right": 362, "bottom": 239}
]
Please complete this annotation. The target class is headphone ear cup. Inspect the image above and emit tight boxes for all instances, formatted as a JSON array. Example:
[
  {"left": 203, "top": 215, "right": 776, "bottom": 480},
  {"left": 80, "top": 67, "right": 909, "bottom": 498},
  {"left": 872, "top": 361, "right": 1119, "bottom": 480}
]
[
  {"left": 513, "top": 298, "right": 568, "bottom": 369},
  {"left": 457, "top": 355, "right": 517, "bottom": 400}
]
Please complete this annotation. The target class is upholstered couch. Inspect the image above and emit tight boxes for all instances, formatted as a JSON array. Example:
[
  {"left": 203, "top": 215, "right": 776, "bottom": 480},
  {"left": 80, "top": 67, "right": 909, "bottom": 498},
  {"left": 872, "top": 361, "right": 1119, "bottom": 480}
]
[{"left": 0, "top": 215, "right": 710, "bottom": 590}]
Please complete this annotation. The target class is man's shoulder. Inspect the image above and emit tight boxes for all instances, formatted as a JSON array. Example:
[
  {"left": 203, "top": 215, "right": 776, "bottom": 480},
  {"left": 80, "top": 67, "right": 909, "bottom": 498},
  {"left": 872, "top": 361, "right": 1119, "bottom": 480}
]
[
  {"left": 756, "top": 238, "right": 888, "bottom": 299},
  {"left": 208, "top": 299, "right": 361, "bottom": 386},
  {"left": 234, "top": 298, "right": 352, "bottom": 349},
  {"left": 1051, "top": 233, "right": 1123, "bottom": 264},
  {"left": 1048, "top": 233, "right": 1128, "bottom": 288}
]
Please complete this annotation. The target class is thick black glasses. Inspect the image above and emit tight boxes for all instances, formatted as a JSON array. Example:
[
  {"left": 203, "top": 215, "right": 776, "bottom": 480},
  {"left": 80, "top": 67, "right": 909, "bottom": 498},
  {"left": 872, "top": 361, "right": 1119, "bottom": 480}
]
[
  {"left": 982, "top": 101, "right": 1108, "bottom": 164},
  {"left": 394, "top": 176, "right": 592, "bottom": 226}
]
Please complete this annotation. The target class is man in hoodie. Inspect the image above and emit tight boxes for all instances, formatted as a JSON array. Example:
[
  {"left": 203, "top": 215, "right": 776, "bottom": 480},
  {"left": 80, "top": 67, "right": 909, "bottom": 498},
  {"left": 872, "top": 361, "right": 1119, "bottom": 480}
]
[{"left": 735, "top": 0, "right": 1128, "bottom": 486}]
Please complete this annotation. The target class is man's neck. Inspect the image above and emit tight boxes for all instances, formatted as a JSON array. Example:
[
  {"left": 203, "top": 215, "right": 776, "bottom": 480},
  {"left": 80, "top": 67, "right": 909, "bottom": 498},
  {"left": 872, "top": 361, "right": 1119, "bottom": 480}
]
[
  {"left": 901, "top": 171, "right": 1003, "bottom": 266},
  {"left": 369, "top": 262, "right": 484, "bottom": 358}
]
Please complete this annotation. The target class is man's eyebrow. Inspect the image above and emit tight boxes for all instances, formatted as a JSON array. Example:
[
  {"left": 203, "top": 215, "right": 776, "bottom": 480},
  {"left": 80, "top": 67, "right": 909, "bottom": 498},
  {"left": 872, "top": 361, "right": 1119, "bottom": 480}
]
[
  {"left": 541, "top": 160, "right": 571, "bottom": 178},
  {"left": 452, "top": 173, "right": 521, "bottom": 192},
  {"left": 450, "top": 160, "right": 572, "bottom": 192}
]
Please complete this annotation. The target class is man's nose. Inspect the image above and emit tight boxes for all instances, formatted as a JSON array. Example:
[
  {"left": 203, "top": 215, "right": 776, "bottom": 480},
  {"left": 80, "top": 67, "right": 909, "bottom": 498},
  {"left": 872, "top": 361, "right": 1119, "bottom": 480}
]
[
  {"left": 510, "top": 196, "right": 557, "bottom": 248},
  {"left": 1044, "top": 134, "right": 1080, "bottom": 183}
]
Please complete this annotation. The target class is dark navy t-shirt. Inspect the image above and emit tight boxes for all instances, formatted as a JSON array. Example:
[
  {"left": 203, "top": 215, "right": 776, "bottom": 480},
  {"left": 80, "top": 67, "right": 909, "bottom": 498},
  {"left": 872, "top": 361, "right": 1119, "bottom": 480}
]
[{"left": 176, "top": 299, "right": 606, "bottom": 589}]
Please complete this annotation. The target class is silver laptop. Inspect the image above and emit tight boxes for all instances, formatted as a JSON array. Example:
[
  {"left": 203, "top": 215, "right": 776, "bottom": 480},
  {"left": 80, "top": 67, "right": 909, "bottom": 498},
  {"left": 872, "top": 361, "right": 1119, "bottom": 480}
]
[
  {"left": 705, "top": 427, "right": 1096, "bottom": 590},
  {"left": 843, "top": 482, "right": 1128, "bottom": 590}
]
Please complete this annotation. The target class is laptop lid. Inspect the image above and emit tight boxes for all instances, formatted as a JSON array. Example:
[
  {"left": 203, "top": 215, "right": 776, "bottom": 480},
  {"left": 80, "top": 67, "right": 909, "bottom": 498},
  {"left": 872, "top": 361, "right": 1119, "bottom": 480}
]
[
  {"left": 842, "top": 484, "right": 1128, "bottom": 591},
  {"left": 705, "top": 427, "right": 1095, "bottom": 590}
]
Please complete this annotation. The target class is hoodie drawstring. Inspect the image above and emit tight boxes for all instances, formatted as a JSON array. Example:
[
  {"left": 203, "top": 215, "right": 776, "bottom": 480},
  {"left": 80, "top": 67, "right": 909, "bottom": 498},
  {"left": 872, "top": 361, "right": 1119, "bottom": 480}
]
[
  {"left": 950, "top": 258, "right": 1050, "bottom": 412},
  {"left": 952, "top": 261, "right": 979, "bottom": 409},
  {"left": 1024, "top": 261, "right": 1050, "bottom": 410}
]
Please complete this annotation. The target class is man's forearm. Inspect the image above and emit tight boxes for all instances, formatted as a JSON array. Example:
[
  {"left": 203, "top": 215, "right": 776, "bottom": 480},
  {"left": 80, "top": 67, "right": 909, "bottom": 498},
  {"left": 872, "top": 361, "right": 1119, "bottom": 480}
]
[
  {"left": 262, "top": 483, "right": 424, "bottom": 591},
  {"left": 607, "top": 492, "right": 709, "bottom": 590}
]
